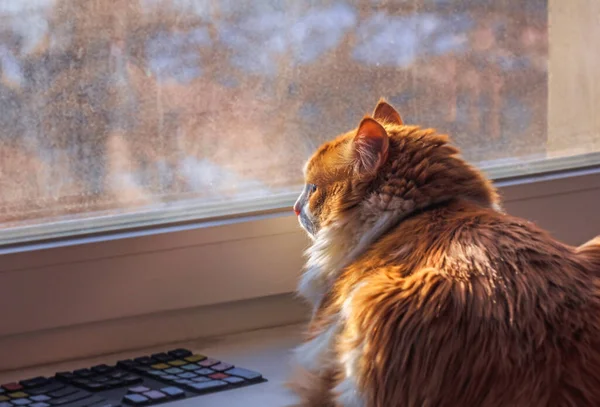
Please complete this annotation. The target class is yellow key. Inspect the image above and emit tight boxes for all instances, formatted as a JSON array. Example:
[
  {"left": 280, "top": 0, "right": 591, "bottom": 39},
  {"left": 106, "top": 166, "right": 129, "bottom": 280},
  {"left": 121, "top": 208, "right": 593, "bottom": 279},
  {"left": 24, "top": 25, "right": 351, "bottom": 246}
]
[
  {"left": 0, "top": 395, "right": 10, "bottom": 402},
  {"left": 150, "top": 363, "right": 170, "bottom": 370},
  {"left": 9, "top": 392, "right": 28, "bottom": 399},
  {"left": 168, "top": 360, "right": 187, "bottom": 366},
  {"left": 184, "top": 354, "right": 206, "bottom": 363}
]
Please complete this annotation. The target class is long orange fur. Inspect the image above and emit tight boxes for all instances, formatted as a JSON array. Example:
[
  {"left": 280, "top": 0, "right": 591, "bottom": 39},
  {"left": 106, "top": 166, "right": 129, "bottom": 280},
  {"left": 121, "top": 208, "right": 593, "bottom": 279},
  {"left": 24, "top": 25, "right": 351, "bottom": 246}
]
[{"left": 288, "top": 99, "right": 600, "bottom": 407}]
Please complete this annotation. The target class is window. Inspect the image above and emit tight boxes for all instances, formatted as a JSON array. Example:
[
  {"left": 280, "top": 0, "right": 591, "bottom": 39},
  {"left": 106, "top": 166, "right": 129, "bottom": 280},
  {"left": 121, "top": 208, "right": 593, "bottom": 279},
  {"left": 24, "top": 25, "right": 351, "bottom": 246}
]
[{"left": 0, "top": 0, "right": 598, "bottom": 246}]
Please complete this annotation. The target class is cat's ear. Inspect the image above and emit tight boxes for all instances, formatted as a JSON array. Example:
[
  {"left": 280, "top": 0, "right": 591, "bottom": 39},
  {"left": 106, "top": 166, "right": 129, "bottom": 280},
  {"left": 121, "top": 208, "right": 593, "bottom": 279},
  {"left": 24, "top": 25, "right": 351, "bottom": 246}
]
[
  {"left": 352, "top": 117, "right": 389, "bottom": 176},
  {"left": 373, "top": 98, "right": 403, "bottom": 125}
]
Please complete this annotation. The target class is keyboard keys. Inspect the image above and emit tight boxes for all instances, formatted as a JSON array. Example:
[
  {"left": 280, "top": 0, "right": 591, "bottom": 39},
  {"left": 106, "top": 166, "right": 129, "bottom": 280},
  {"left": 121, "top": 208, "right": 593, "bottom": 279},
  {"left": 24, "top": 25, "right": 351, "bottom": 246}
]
[
  {"left": 167, "top": 349, "right": 192, "bottom": 359},
  {"left": 73, "top": 370, "right": 93, "bottom": 378},
  {"left": 197, "top": 359, "right": 218, "bottom": 368},
  {"left": 173, "top": 380, "right": 192, "bottom": 386},
  {"left": 48, "top": 387, "right": 77, "bottom": 398},
  {"left": 90, "top": 366, "right": 113, "bottom": 375},
  {"left": 3, "top": 350, "right": 264, "bottom": 406},
  {"left": 49, "top": 391, "right": 91, "bottom": 405},
  {"left": 176, "top": 373, "right": 196, "bottom": 380},
  {"left": 211, "top": 363, "right": 233, "bottom": 372},
  {"left": 1, "top": 384, "right": 22, "bottom": 392},
  {"left": 8, "top": 392, "right": 29, "bottom": 398},
  {"left": 122, "top": 394, "right": 147, "bottom": 405},
  {"left": 183, "top": 355, "right": 206, "bottom": 363},
  {"left": 11, "top": 399, "right": 31, "bottom": 405},
  {"left": 224, "top": 377, "right": 244, "bottom": 385},
  {"left": 122, "top": 376, "right": 142, "bottom": 386},
  {"left": 128, "top": 387, "right": 149, "bottom": 394},
  {"left": 19, "top": 378, "right": 49, "bottom": 389},
  {"left": 28, "top": 383, "right": 65, "bottom": 396},
  {"left": 141, "top": 391, "right": 165, "bottom": 401},
  {"left": 150, "top": 353, "right": 173, "bottom": 363},
  {"left": 208, "top": 373, "right": 228, "bottom": 380},
  {"left": 188, "top": 380, "right": 227, "bottom": 393},
  {"left": 116, "top": 360, "right": 136, "bottom": 370},
  {"left": 148, "top": 364, "right": 168, "bottom": 371},
  {"left": 159, "top": 387, "right": 184, "bottom": 398},
  {"left": 30, "top": 396, "right": 50, "bottom": 402},
  {"left": 133, "top": 358, "right": 153, "bottom": 366},
  {"left": 225, "top": 368, "right": 262, "bottom": 381}
]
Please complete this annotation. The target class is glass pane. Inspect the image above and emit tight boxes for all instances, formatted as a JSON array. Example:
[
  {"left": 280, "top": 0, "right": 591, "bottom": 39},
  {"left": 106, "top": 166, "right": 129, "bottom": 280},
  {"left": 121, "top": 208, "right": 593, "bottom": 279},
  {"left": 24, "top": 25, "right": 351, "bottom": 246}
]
[{"left": 0, "top": 0, "right": 597, "bottom": 242}]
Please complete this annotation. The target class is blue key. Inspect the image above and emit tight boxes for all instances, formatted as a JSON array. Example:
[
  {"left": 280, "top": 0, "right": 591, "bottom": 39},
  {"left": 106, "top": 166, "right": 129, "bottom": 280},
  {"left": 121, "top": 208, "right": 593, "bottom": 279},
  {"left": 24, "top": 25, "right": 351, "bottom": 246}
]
[
  {"left": 188, "top": 380, "right": 227, "bottom": 393},
  {"left": 159, "top": 387, "right": 184, "bottom": 398},
  {"left": 191, "top": 377, "right": 209, "bottom": 383},
  {"left": 195, "top": 368, "right": 214, "bottom": 376},
  {"left": 0, "top": 402, "right": 11, "bottom": 407},
  {"left": 29, "top": 396, "right": 50, "bottom": 402},
  {"left": 164, "top": 368, "right": 183, "bottom": 375},
  {"left": 225, "top": 368, "right": 262, "bottom": 381},
  {"left": 30, "top": 403, "right": 50, "bottom": 407},
  {"left": 224, "top": 377, "right": 244, "bottom": 385},
  {"left": 147, "top": 370, "right": 165, "bottom": 377},
  {"left": 176, "top": 373, "right": 196, "bottom": 379},
  {"left": 11, "top": 399, "right": 31, "bottom": 406},
  {"left": 180, "top": 365, "right": 200, "bottom": 371}
]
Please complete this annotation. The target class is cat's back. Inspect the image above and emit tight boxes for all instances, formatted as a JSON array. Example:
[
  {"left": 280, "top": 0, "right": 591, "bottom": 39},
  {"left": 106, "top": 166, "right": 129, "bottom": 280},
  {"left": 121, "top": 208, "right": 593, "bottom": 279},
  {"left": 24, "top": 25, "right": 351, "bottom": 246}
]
[{"left": 341, "top": 199, "right": 600, "bottom": 406}]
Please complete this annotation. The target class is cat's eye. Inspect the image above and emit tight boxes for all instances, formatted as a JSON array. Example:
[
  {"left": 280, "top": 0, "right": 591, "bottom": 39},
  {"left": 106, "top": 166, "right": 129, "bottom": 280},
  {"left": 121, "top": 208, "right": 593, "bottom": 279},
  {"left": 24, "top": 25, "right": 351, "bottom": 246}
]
[{"left": 308, "top": 184, "right": 317, "bottom": 193}]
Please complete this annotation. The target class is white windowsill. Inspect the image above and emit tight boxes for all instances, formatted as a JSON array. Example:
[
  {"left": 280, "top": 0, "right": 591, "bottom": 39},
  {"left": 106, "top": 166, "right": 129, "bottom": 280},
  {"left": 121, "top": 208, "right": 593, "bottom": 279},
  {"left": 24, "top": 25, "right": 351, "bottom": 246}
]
[
  {"left": 0, "top": 324, "right": 304, "bottom": 407},
  {"left": 0, "top": 166, "right": 599, "bottom": 371}
]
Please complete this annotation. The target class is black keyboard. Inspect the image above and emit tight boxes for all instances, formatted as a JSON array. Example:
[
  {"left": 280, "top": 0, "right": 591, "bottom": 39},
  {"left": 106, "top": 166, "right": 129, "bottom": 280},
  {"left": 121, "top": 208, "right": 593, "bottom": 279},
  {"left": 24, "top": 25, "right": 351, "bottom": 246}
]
[{"left": 0, "top": 348, "right": 265, "bottom": 407}]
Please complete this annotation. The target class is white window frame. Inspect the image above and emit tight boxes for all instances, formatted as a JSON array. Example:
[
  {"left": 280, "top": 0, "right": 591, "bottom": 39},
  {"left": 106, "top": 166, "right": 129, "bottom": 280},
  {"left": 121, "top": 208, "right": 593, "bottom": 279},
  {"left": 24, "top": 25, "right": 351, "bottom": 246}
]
[{"left": 0, "top": 163, "right": 599, "bottom": 371}]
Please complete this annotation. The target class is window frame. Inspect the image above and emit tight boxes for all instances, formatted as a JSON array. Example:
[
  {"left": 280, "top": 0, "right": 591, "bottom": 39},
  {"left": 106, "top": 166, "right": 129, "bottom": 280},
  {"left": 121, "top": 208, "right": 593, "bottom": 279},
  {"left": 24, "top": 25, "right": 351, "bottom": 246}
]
[{"left": 0, "top": 165, "right": 599, "bottom": 371}]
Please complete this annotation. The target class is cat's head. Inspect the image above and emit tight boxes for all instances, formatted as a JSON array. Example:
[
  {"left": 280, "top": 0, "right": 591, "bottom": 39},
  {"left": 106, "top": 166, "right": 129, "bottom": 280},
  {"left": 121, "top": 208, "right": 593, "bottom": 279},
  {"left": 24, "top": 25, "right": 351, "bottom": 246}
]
[{"left": 293, "top": 99, "right": 500, "bottom": 240}]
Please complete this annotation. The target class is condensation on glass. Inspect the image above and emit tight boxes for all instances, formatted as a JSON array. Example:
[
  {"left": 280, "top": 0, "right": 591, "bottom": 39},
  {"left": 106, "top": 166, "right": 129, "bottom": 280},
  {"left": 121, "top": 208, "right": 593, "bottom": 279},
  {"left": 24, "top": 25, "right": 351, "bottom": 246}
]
[{"left": 0, "top": 0, "right": 596, "bottom": 234}]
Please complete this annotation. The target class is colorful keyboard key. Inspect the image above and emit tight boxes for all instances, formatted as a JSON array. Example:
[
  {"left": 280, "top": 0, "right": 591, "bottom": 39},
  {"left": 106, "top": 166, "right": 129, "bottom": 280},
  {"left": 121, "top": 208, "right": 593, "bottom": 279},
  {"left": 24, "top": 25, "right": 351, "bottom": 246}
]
[
  {"left": 142, "top": 391, "right": 166, "bottom": 401},
  {"left": 183, "top": 355, "right": 206, "bottom": 363},
  {"left": 29, "top": 396, "right": 50, "bottom": 402},
  {"left": 1, "top": 384, "right": 21, "bottom": 392},
  {"left": 197, "top": 359, "right": 218, "bottom": 368},
  {"left": 29, "top": 403, "right": 50, "bottom": 407},
  {"left": 188, "top": 380, "right": 227, "bottom": 393},
  {"left": 211, "top": 363, "right": 233, "bottom": 372},
  {"left": 159, "top": 387, "right": 184, "bottom": 398},
  {"left": 9, "top": 392, "right": 29, "bottom": 399},
  {"left": 11, "top": 399, "right": 31, "bottom": 405},
  {"left": 167, "top": 360, "right": 186, "bottom": 367},
  {"left": 224, "top": 377, "right": 244, "bottom": 385},
  {"left": 149, "top": 364, "right": 169, "bottom": 370},
  {"left": 0, "top": 397, "right": 7, "bottom": 402},
  {"left": 225, "top": 368, "right": 262, "bottom": 381}
]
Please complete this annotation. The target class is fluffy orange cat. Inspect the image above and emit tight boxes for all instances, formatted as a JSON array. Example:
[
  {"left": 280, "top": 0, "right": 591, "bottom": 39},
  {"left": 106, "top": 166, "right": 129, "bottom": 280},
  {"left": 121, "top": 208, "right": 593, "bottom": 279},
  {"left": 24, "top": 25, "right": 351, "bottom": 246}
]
[{"left": 289, "top": 99, "right": 600, "bottom": 407}]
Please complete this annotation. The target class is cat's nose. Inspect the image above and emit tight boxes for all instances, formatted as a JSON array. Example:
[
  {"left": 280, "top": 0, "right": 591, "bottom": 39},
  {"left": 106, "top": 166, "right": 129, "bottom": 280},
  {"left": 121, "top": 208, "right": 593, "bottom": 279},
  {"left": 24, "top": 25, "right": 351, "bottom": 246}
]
[{"left": 293, "top": 201, "right": 301, "bottom": 216}]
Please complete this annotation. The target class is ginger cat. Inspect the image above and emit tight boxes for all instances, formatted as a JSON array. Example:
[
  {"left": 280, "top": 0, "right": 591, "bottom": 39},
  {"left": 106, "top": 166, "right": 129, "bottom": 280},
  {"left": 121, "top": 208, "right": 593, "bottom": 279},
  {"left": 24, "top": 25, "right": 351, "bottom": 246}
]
[{"left": 289, "top": 100, "right": 600, "bottom": 407}]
